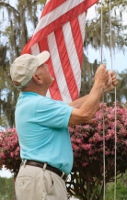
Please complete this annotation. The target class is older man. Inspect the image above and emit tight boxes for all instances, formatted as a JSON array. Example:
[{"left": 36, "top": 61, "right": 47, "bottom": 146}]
[{"left": 10, "top": 51, "right": 117, "bottom": 200}]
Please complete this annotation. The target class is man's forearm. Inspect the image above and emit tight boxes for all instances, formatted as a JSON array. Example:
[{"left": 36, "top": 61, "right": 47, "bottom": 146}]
[
  {"left": 68, "top": 80, "right": 104, "bottom": 110},
  {"left": 79, "top": 81, "right": 104, "bottom": 120},
  {"left": 68, "top": 95, "right": 89, "bottom": 108},
  {"left": 68, "top": 81, "right": 104, "bottom": 126}
]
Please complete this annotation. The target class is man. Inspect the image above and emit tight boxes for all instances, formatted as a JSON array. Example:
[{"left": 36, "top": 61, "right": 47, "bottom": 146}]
[{"left": 10, "top": 51, "right": 117, "bottom": 200}]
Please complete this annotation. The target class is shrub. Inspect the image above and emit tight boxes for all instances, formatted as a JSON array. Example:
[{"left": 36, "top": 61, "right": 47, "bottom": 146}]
[
  {"left": 0, "top": 128, "right": 21, "bottom": 177},
  {"left": 67, "top": 103, "right": 127, "bottom": 199}
]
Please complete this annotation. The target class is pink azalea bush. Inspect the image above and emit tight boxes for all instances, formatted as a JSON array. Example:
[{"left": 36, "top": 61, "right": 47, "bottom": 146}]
[
  {"left": 67, "top": 103, "right": 127, "bottom": 199},
  {"left": 0, "top": 128, "right": 21, "bottom": 177}
]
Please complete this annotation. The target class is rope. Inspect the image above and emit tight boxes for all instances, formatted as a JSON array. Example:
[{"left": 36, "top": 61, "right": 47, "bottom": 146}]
[
  {"left": 101, "top": 0, "right": 103, "bottom": 63},
  {"left": 114, "top": 87, "right": 117, "bottom": 200},
  {"left": 109, "top": 1, "right": 113, "bottom": 70},
  {"left": 109, "top": 1, "right": 117, "bottom": 199},
  {"left": 100, "top": 1, "right": 106, "bottom": 199},
  {"left": 101, "top": 1, "right": 117, "bottom": 199},
  {"left": 102, "top": 92, "right": 106, "bottom": 200}
]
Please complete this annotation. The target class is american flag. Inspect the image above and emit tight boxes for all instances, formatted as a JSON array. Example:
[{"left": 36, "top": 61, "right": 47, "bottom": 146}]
[{"left": 22, "top": 0, "right": 98, "bottom": 102}]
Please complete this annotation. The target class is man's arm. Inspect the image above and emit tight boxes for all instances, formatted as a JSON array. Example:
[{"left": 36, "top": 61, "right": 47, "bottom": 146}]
[
  {"left": 68, "top": 64, "right": 118, "bottom": 126},
  {"left": 68, "top": 80, "right": 104, "bottom": 126},
  {"left": 68, "top": 95, "right": 89, "bottom": 109},
  {"left": 68, "top": 70, "right": 117, "bottom": 109}
]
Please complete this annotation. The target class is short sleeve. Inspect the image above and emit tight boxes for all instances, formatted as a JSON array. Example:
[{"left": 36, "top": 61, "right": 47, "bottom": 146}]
[{"left": 35, "top": 97, "right": 73, "bottom": 128}]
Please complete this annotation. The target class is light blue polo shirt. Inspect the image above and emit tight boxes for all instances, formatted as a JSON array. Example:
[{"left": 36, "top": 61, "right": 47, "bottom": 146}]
[{"left": 15, "top": 92, "right": 73, "bottom": 175}]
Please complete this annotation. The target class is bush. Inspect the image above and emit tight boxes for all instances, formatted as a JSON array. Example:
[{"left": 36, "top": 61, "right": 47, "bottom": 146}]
[
  {"left": 0, "top": 128, "right": 21, "bottom": 177},
  {"left": 67, "top": 103, "right": 127, "bottom": 199}
]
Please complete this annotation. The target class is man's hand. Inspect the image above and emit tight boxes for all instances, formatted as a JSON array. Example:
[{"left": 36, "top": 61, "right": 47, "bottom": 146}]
[
  {"left": 94, "top": 64, "right": 109, "bottom": 87},
  {"left": 104, "top": 71, "right": 118, "bottom": 93}
]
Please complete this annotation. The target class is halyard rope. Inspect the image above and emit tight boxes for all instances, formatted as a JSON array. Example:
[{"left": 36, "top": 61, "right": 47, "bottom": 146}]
[
  {"left": 100, "top": 1, "right": 106, "bottom": 199},
  {"left": 101, "top": 1, "right": 117, "bottom": 199},
  {"left": 109, "top": 1, "right": 117, "bottom": 199}
]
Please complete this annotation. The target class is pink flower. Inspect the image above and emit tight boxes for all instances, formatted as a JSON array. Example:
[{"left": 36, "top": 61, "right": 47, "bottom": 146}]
[
  {"left": 105, "top": 151, "right": 110, "bottom": 155},
  {"left": 71, "top": 137, "right": 75, "bottom": 142},
  {"left": 88, "top": 150, "right": 93, "bottom": 155},
  {"left": 16, "top": 147, "right": 20, "bottom": 151},
  {"left": 72, "top": 144, "right": 80, "bottom": 151},
  {"left": 84, "top": 125, "right": 90, "bottom": 129},
  {"left": 124, "top": 120, "right": 127, "bottom": 126},
  {"left": 0, "top": 152, "right": 5, "bottom": 158},
  {"left": 125, "top": 140, "right": 127, "bottom": 146},
  {"left": 82, "top": 144, "right": 91, "bottom": 151},
  {"left": 15, "top": 152, "right": 19, "bottom": 156},
  {"left": 93, "top": 133, "right": 102, "bottom": 142},
  {"left": 10, "top": 152, "right": 14, "bottom": 157},
  {"left": 76, "top": 138, "right": 82, "bottom": 143},
  {"left": 97, "top": 123, "right": 102, "bottom": 131},
  {"left": 82, "top": 133, "right": 88, "bottom": 138}
]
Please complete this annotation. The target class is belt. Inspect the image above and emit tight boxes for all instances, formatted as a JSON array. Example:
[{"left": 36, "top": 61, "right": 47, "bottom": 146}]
[{"left": 22, "top": 160, "right": 68, "bottom": 181}]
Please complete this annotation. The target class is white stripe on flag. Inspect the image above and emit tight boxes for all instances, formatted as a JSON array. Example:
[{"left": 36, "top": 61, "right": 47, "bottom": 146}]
[
  {"left": 78, "top": 12, "right": 87, "bottom": 42},
  {"left": 47, "top": 32, "right": 72, "bottom": 103},
  {"left": 31, "top": 43, "right": 40, "bottom": 55},
  {"left": 46, "top": 0, "right": 51, "bottom": 4},
  {"left": 63, "top": 22, "right": 81, "bottom": 93},
  {"left": 33, "top": 0, "right": 84, "bottom": 35}
]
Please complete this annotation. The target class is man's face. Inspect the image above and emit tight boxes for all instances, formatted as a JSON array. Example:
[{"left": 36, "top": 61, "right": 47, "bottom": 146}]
[{"left": 36, "top": 63, "right": 54, "bottom": 87}]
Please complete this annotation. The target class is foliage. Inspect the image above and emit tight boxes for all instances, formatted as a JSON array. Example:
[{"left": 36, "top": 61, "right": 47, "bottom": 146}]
[
  {"left": 66, "top": 103, "right": 127, "bottom": 200},
  {"left": 0, "top": 177, "right": 16, "bottom": 200},
  {"left": 1, "top": 104, "right": 127, "bottom": 199},
  {"left": 0, "top": 43, "right": 19, "bottom": 128},
  {"left": 106, "top": 172, "right": 127, "bottom": 200},
  {"left": 0, "top": 128, "right": 21, "bottom": 177},
  {"left": 116, "top": 69, "right": 127, "bottom": 102},
  {"left": 80, "top": 55, "right": 98, "bottom": 97},
  {"left": 85, "top": 0, "right": 127, "bottom": 51}
]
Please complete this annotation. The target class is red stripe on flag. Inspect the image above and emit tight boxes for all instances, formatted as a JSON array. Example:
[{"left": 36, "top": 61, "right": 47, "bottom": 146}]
[
  {"left": 38, "top": 38, "right": 62, "bottom": 100},
  {"left": 87, "top": 0, "right": 99, "bottom": 8},
  {"left": 70, "top": 18, "right": 83, "bottom": 66},
  {"left": 42, "top": 0, "right": 98, "bottom": 17},
  {"left": 41, "top": 0, "right": 66, "bottom": 17},
  {"left": 55, "top": 27, "right": 79, "bottom": 100}
]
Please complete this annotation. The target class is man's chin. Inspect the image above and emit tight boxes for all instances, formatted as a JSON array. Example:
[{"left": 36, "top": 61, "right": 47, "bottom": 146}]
[
  {"left": 49, "top": 78, "right": 54, "bottom": 86},
  {"left": 51, "top": 77, "right": 54, "bottom": 82}
]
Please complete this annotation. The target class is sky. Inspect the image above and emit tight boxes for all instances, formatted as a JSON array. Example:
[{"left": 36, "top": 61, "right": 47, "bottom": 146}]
[{"left": 0, "top": 0, "right": 127, "bottom": 178}]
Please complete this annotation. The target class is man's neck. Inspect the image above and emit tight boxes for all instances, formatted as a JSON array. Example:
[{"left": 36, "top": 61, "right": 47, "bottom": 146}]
[{"left": 22, "top": 85, "right": 47, "bottom": 96}]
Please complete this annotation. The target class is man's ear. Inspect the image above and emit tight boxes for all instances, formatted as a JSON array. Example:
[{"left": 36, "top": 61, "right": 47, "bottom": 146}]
[{"left": 32, "top": 74, "right": 43, "bottom": 84}]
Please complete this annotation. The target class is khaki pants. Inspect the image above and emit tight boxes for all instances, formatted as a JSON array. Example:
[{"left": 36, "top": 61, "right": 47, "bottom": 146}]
[{"left": 15, "top": 165, "right": 68, "bottom": 200}]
